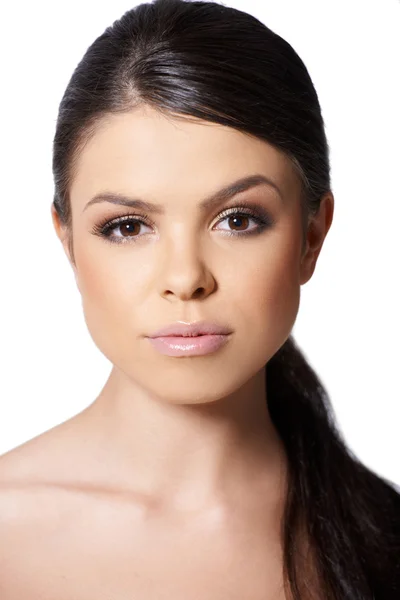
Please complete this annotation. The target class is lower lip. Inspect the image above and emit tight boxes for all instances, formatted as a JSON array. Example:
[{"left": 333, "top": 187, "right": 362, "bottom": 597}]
[{"left": 147, "top": 334, "right": 231, "bottom": 356}]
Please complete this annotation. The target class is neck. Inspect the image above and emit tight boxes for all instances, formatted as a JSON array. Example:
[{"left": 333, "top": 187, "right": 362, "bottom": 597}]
[{"left": 77, "top": 365, "right": 288, "bottom": 515}]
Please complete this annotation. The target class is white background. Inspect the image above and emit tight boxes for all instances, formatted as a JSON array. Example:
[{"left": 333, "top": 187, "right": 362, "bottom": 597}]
[{"left": 0, "top": 0, "right": 399, "bottom": 485}]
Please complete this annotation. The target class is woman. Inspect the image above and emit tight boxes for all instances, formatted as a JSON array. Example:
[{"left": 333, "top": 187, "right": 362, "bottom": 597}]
[{"left": 0, "top": 0, "right": 398, "bottom": 598}]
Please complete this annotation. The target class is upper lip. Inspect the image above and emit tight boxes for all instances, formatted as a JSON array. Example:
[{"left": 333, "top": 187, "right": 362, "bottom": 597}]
[{"left": 147, "top": 320, "right": 232, "bottom": 338}]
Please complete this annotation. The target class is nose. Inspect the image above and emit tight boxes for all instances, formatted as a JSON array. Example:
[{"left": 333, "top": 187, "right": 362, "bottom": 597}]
[{"left": 157, "top": 237, "right": 216, "bottom": 301}]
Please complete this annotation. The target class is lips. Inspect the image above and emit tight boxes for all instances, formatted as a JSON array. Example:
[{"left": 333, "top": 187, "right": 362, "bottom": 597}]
[
  {"left": 147, "top": 332, "right": 231, "bottom": 357},
  {"left": 148, "top": 320, "right": 232, "bottom": 338},
  {"left": 173, "top": 333, "right": 204, "bottom": 337}
]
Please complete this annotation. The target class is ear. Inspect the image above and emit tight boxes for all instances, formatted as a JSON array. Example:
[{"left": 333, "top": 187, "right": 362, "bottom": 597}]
[
  {"left": 51, "top": 203, "right": 79, "bottom": 289},
  {"left": 299, "top": 192, "right": 334, "bottom": 285}
]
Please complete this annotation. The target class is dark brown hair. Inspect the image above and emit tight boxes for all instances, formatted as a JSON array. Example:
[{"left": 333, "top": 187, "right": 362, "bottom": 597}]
[{"left": 52, "top": 1, "right": 400, "bottom": 597}]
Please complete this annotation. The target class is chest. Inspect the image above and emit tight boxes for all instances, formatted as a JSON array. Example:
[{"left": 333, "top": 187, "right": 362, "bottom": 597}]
[{"left": 1, "top": 498, "right": 287, "bottom": 600}]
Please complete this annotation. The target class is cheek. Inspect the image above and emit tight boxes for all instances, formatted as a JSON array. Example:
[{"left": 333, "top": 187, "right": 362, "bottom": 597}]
[
  {"left": 253, "top": 257, "right": 300, "bottom": 321},
  {"left": 237, "top": 240, "right": 301, "bottom": 353},
  {"left": 74, "top": 246, "right": 144, "bottom": 354}
]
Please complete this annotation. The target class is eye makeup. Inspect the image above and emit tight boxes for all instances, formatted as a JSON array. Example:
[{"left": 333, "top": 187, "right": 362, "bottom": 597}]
[{"left": 90, "top": 201, "right": 276, "bottom": 245}]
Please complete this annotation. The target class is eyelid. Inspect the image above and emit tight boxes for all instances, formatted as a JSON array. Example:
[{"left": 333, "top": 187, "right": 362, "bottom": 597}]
[
  {"left": 97, "top": 206, "right": 269, "bottom": 232},
  {"left": 95, "top": 199, "right": 272, "bottom": 227},
  {"left": 91, "top": 201, "right": 275, "bottom": 243},
  {"left": 216, "top": 203, "right": 271, "bottom": 221}
]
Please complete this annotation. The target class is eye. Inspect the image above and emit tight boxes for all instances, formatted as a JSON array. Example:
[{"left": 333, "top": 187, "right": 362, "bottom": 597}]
[
  {"left": 91, "top": 204, "right": 274, "bottom": 245},
  {"left": 214, "top": 206, "right": 272, "bottom": 237},
  {"left": 92, "top": 214, "right": 153, "bottom": 242}
]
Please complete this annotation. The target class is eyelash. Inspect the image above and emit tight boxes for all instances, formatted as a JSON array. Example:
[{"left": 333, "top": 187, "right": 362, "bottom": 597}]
[{"left": 91, "top": 204, "right": 275, "bottom": 245}]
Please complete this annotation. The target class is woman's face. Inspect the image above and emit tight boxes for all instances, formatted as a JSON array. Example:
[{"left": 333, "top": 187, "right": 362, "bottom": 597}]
[{"left": 52, "top": 104, "right": 326, "bottom": 405}]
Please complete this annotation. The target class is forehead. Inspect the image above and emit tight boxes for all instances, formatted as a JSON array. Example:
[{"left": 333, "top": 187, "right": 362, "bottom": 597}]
[{"left": 70, "top": 105, "right": 298, "bottom": 208}]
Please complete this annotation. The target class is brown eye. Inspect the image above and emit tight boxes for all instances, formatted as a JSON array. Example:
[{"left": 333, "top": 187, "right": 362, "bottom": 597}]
[
  {"left": 98, "top": 216, "right": 152, "bottom": 241},
  {"left": 118, "top": 221, "right": 141, "bottom": 237},
  {"left": 214, "top": 207, "right": 270, "bottom": 236},
  {"left": 93, "top": 205, "right": 273, "bottom": 245},
  {"left": 227, "top": 214, "right": 250, "bottom": 231}
]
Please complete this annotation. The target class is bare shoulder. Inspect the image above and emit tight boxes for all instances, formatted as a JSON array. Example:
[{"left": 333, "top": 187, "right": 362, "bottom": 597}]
[
  {"left": 0, "top": 407, "right": 136, "bottom": 537},
  {"left": 0, "top": 418, "right": 102, "bottom": 597},
  {"left": 0, "top": 407, "right": 92, "bottom": 487},
  {"left": 0, "top": 425, "right": 69, "bottom": 530},
  {"left": 0, "top": 411, "right": 95, "bottom": 540}
]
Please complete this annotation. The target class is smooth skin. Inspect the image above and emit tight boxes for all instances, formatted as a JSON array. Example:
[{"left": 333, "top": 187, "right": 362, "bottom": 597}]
[{"left": 0, "top": 105, "right": 334, "bottom": 599}]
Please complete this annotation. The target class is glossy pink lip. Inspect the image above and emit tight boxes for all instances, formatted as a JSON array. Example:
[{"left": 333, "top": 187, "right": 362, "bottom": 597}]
[
  {"left": 147, "top": 320, "right": 232, "bottom": 338},
  {"left": 147, "top": 333, "right": 231, "bottom": 357}
]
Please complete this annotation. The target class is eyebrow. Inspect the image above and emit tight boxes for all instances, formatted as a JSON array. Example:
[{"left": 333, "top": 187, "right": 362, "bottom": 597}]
[{"left": 83, "top": 174, "right": 283, "bottom": 214}]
